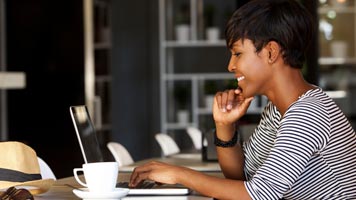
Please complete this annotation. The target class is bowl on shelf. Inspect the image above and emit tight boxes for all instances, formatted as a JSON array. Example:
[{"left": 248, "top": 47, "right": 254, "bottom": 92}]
[{"left": 177, "top": 109, "right": 190, "bottom": 124}]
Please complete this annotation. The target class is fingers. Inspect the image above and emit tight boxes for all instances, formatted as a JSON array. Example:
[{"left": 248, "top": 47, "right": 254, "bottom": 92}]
[
  {"left": 215, "top": 89, "right": 238, "bottom": 112},
  {"left": 129, "top": 161, "right": 164, "bottom": 187},
  {"left": 225, "top": 90, "right": 236, "bottom": 111},
  {"left": 213, "top": 89, "right": 256, "bottom": 125},
  {"left": 130, "top": 171, "right": 150, "bottom": 187},
  {"left": 243, "top": 97, "right": 254, "bottom": 106},
  {"left": 129, "top": 162, "right": 155, "bottom": 187}
]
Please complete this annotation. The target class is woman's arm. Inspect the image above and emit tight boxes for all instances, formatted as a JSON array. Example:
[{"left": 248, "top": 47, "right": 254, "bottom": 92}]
[
  {"left": 213, "top": 89, "right": 253, "bottom": 180},
  {"left": 179, "top": 164, "right": 251, "bottom": 200},
  {"left": 215, "top": 124, "right": 245, "bottom": 180},
  {"left": 216, "top": 140, "right": 245, "bottom": 180},
  {"left": 129, "top": 161, "right": 251, "bottom": 200}
]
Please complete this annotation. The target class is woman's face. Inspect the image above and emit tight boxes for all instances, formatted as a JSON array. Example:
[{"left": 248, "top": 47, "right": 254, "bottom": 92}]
[{"left": 227, "top": 39, "right": 272, "bottom": 98}]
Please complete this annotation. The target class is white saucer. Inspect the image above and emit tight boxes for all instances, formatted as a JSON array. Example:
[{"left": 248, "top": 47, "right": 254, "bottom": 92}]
[{"left": 72, "top": 187, "right": 129, "bottom": 199}]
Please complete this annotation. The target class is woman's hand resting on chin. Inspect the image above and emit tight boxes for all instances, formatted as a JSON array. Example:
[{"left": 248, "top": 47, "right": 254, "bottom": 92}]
[{"left": 213, "top": 88, "right": 254, "bottom": 126}]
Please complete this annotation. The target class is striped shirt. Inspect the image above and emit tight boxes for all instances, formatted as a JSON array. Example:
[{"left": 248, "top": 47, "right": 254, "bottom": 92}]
[{"left": 243, "top": 87, "right": 356, "bottom": 199}]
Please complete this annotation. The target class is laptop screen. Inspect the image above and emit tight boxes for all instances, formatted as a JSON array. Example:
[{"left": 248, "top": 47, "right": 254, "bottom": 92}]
[{"left": 70, "top": 105, "right": 104, "bottom": 163}]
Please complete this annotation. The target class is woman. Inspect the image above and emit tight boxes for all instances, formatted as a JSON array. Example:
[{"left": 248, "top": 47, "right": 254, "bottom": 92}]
[{"left": 130, "top": 0, "right": 356, "bottom": 199}]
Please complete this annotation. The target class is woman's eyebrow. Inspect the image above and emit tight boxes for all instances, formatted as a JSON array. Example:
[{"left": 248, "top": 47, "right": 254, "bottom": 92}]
[{"left": 232, "top": 41, "right": 243, "bottom": 48}]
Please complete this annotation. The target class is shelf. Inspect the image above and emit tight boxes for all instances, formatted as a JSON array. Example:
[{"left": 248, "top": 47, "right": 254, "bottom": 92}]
[
  {"left": 166, "top": 122, "right": 197, "bottom": 130},
  {"left": 318, "top": 6, "right": 355, "bottom": 14},
  {"left": 163, "top": 73, "right": 233, "bottom": 81},
  {"left": 163, "top": 40, "right": 226, "bottom": 48},
  {"left": 92, "top": 0, "right": 112, "bottom": 135},
  {"left": 318, "top": 57, "right": 356, "bottom": 65},
  {"left": 159, "top": 0, "right": 239, "bottom": 134},
  {"left": 0, "top": 72, "right": 26, "bottom": 89}
]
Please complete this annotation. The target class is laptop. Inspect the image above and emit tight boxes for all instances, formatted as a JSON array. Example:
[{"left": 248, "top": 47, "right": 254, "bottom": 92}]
[{"left": 70, "top": 105, "right": 190, "bottom": 195}]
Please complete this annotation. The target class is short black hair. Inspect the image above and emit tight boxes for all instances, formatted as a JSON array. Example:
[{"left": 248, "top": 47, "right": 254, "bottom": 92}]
[{"left": 225, "top": 0, "right": 314, "bottom": 68}]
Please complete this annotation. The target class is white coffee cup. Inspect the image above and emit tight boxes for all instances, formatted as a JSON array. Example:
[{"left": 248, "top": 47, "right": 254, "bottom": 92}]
[{"left": 73, "top": 162, "right": 119, "bottom": 192}]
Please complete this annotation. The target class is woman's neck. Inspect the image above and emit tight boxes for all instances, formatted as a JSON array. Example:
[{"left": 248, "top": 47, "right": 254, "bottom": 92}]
[{"left": 265, "top": 67, "right": 315, "bottom": 116}]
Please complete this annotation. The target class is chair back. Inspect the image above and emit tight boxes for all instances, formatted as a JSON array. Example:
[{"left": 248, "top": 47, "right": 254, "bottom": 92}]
[
  {"left": 37, "top": 157, "right": 56, "bottom": 180},
  {"left": 186, "top": 127, "right": 204, "bottom": 150},
  {"left": 107, "top": 142, "right": 134, "bottom": 166},
  {"left": 155, "top": 133, "right": 180, "bottom": 156}
]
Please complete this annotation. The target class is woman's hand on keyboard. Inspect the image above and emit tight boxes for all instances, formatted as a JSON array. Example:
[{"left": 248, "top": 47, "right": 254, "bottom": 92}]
[{"left": 129, "top": 161, "right": 184, "bottom": 188}]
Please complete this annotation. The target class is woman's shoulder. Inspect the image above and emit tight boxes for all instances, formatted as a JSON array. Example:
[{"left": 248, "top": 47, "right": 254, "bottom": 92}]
[{"left": 288, "top": 87, "right": 330, "bottom": 115}]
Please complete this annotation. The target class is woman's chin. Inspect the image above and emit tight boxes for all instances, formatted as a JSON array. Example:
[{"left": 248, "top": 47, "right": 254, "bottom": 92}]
[
  {"left": 238, "top": 87, "right": 255, "bottom": 99},
  {"left": 241, "top": 91, "right": 254, "bottom": 99}
]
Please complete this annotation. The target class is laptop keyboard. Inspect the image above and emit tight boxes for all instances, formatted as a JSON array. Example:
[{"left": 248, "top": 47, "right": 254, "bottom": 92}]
[{"left": 116, "top": 181, "right": 156, "bottom": 189}]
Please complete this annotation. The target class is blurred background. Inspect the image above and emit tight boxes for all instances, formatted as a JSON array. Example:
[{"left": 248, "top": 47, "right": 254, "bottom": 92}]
[{"left": 0, "top": 0, "right": 355, "bottom": 178}]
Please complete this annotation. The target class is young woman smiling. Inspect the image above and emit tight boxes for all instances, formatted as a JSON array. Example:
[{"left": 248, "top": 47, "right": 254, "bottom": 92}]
[{"left": 130, "top": 0, "right": 356, "bottom": 199}]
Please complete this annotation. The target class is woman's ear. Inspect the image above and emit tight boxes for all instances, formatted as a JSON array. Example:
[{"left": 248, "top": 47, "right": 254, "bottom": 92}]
[{"left": 266, "top": 41, "right": 281, "bottom": 64}]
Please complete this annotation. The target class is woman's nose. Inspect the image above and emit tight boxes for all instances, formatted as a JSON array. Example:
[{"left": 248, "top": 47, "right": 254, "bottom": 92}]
[{"left": 227, "top": 57, "right": 236, "bottom": 72}]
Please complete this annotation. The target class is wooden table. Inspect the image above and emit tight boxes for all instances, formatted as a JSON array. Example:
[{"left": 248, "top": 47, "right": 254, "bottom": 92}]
[
  {"left": 120, "top": 154, "right": 221, "bottom": 172},
  {"left": 34, "top": 172, "right": 224, "bottom": 199}
]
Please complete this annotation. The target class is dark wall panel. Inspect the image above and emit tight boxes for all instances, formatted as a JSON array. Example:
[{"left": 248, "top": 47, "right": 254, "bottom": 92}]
[
  {"left": 111, "top": 0, "right": 160, "bottom": 161},
  {"left": 6, "top": 0, "right": 85, "bottom": 178}
]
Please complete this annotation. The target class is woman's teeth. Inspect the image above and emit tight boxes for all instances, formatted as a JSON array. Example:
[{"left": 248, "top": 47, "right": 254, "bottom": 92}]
[{"left": 237, "top": 76, "right": 245, "bottom": 82}]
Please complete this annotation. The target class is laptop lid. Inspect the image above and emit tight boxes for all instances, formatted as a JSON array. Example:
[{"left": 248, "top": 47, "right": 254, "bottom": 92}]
[{"left": 70, "top": 105, "right": 104, "bottom": 163}]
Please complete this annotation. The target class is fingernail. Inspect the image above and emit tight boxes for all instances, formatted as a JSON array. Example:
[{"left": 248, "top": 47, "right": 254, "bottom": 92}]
[
  {"left": 227, "top": 104, "right": 232, "bottom": 110},
  {"left": 221, "top": 108, "right": 226, "bottom": 112}
]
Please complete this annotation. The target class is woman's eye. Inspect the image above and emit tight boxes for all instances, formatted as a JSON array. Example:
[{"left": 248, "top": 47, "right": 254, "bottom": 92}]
[{"left": 233, "top": 52, "right": 241, "bottom": 57}]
